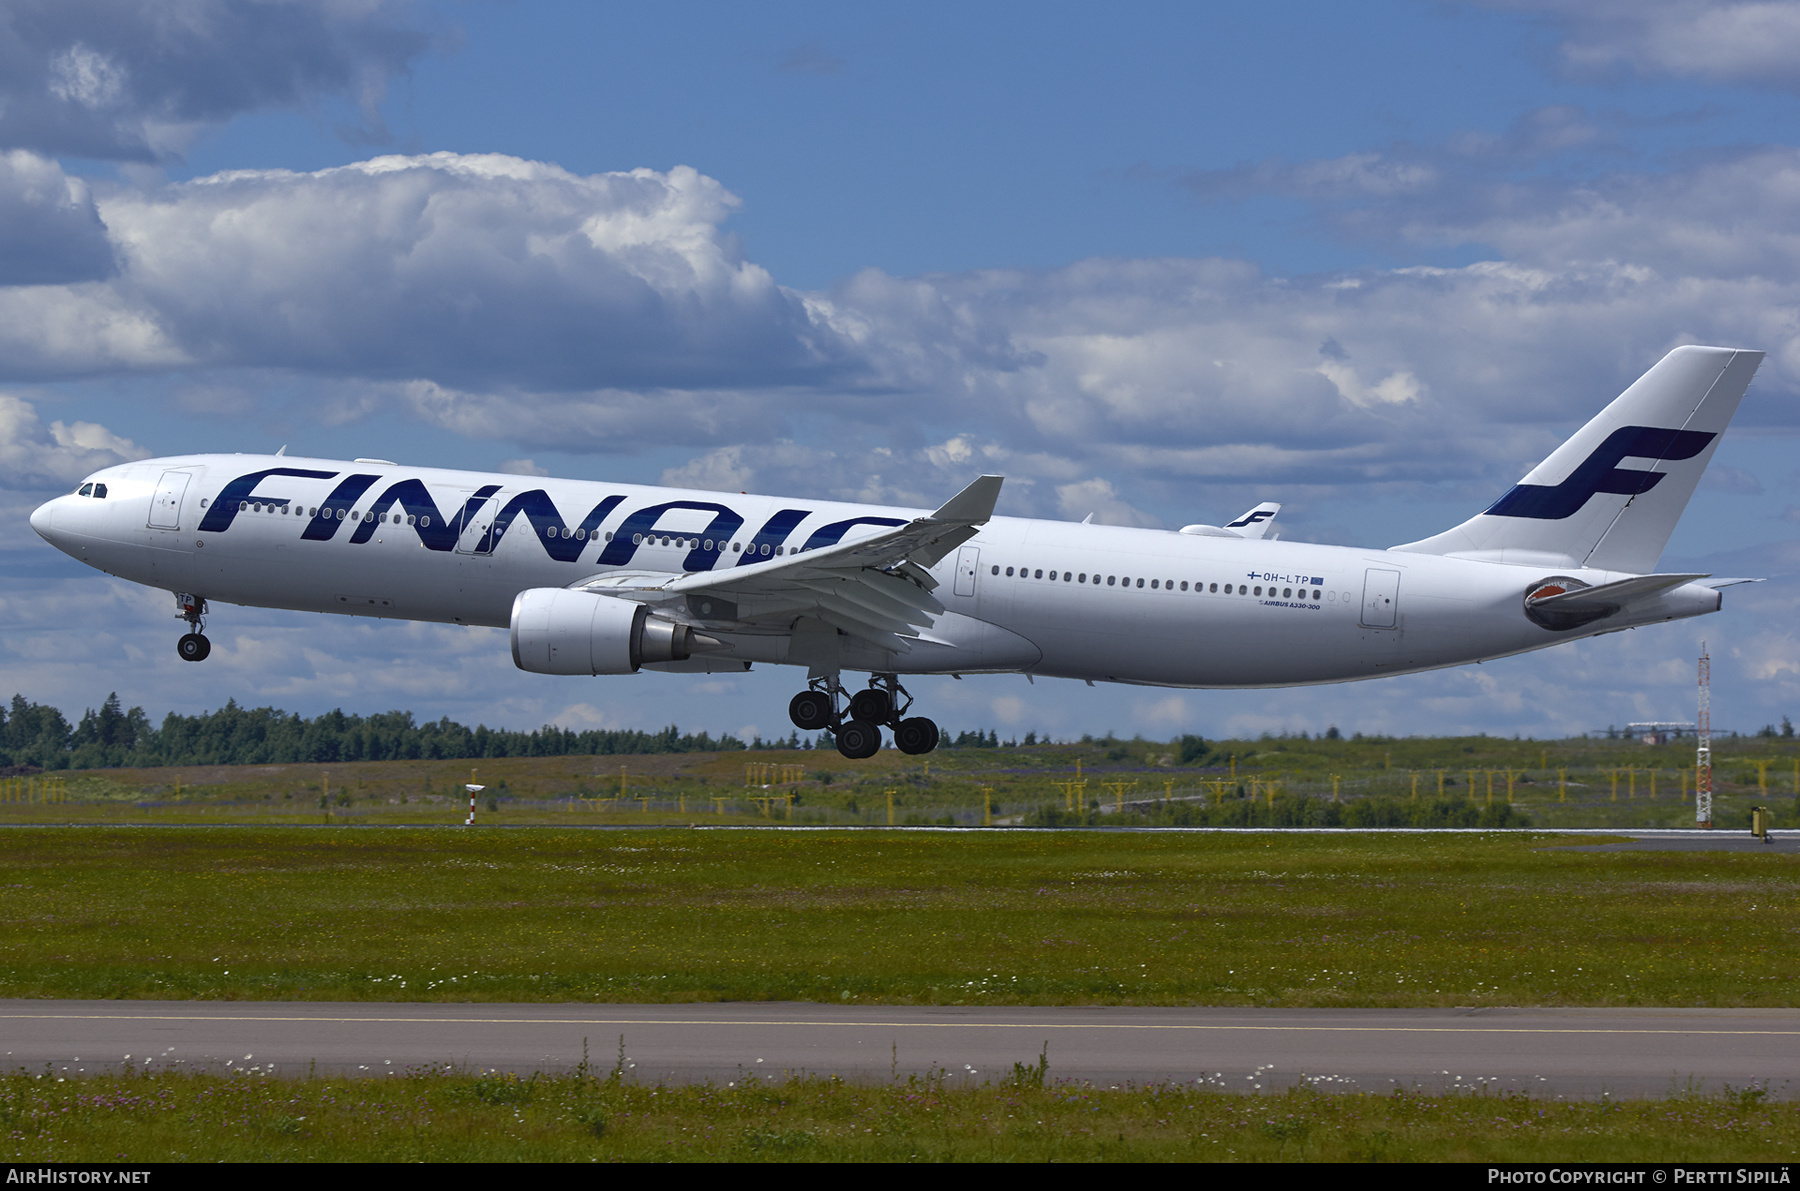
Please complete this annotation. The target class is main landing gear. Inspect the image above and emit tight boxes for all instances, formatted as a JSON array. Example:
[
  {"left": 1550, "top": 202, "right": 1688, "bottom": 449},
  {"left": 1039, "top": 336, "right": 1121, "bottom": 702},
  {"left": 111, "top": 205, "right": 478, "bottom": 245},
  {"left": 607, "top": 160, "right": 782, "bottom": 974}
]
[
  {"left": 789, "top": 673, "right": 940, "bottom": 760},
  {"left": 175, "top": 592, "right": 211, "bottom": 662}
]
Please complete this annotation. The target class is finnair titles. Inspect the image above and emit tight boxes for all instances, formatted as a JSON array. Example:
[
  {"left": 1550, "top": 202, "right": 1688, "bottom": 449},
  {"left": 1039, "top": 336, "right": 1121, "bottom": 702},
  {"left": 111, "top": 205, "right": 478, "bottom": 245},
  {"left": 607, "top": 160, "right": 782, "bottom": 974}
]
[{"left": 33, "top": 346, "right": 1762, "bottom": 759}]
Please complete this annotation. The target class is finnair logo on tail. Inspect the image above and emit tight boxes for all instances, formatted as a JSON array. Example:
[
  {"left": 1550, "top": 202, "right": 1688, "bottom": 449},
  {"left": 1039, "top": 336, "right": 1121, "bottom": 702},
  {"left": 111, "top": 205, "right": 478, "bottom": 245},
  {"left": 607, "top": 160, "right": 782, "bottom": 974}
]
[
  {"left": 1485, "top": 425, "right": 1716, "bottom": 521},
  {"left": 1227, "top": 509, "right": 1276, "bottom": 529}
]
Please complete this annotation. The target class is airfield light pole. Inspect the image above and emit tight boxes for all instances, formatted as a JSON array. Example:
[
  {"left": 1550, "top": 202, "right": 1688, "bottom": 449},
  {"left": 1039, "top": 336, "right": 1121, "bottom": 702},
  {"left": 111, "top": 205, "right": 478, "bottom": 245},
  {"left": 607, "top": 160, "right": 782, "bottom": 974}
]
[
  {"left": 1697, "top": 642, "right": 1713, "bottom": 829},
  {"left": 465, "top": 769, "right": 485, "bottom": 826}
]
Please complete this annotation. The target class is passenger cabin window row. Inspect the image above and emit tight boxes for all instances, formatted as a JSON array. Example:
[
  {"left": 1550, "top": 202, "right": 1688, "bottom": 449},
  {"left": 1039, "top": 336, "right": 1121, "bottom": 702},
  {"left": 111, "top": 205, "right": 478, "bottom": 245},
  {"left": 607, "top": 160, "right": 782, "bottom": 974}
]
[
  {"left": 222, "top": 502, "right": 814, "bottom": 555},
  {"left": 988, "top": 564, "right": 1323, "bottom": 602},
  {"left": 234, "top": 500, "right": 435, "bottom": 526}
]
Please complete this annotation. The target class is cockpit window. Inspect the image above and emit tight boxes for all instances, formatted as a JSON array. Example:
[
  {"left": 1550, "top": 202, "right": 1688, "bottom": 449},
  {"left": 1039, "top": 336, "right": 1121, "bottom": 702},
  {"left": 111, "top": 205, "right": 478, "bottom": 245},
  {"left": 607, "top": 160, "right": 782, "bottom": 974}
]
[
  {"left": 77, "top": 483, "right": 93, "bottom": 496},
  {"left": 92, "top": 483, "right": 107, "bottom": 499}
]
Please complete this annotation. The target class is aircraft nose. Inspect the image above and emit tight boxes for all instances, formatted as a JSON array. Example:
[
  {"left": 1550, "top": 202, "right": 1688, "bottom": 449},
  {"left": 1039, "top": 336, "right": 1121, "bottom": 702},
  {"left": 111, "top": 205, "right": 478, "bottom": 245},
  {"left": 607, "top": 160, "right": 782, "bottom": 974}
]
[{"left": 29, "top": 497, "right": 57, "bottom": 540}]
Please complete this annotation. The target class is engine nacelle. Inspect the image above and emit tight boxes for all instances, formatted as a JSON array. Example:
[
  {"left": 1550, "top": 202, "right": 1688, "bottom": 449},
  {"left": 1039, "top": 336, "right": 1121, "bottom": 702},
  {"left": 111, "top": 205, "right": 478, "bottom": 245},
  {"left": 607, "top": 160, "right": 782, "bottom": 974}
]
[{"left": 509, "top": 588, "right": 704, "bottom": 675}]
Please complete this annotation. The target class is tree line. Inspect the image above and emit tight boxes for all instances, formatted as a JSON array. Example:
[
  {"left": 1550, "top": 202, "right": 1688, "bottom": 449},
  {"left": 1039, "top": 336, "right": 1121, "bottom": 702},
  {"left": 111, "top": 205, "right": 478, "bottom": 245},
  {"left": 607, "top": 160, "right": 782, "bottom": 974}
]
[{"left": 0, "top": 693, "right": 751, "bottom": 772}]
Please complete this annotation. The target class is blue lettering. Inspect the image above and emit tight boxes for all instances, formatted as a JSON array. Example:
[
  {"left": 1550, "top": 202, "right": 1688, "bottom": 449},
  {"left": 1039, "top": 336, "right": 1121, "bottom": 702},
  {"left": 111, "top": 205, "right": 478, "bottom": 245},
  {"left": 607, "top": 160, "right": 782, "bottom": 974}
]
[
  {"left": 801, "top": 516, "right": 906, "bottom": 551},
  {"left": 345, "top": 480, "right": 508, "bottom": 551},
  {"left": 198, "top": 468, "right": 338, "bottom": 533},
  {"left": 739, "top": 508, "right": 811, "bottom": 565},
  {"left": 477, "top": 492, "right": 627, "bottom": 561},
  {"left": 596, "top": 501, "right": 747, "bottom": 571}
]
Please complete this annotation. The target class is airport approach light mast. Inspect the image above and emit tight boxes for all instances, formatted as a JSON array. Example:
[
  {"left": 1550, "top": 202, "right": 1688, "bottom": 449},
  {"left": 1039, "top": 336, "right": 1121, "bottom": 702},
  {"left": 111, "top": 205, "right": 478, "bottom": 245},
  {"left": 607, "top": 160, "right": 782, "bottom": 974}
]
[{"left": 1696, "top": 642, "right": 1713, "bottom": 830}]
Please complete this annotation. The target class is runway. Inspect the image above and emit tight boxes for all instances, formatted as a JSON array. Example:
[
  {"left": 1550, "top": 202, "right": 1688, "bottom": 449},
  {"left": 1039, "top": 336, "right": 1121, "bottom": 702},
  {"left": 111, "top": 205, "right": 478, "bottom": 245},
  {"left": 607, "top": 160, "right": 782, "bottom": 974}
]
[{"left": 2, "top": 1001, "right": 1795, "bottom": 1098}]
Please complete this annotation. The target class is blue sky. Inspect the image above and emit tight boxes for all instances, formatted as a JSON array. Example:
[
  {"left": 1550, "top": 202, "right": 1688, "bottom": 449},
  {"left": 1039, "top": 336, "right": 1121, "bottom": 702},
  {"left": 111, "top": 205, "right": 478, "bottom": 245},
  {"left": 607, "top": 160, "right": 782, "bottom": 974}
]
[{"left": 5, "top": 0, "right": 1800, "bottom": 744}]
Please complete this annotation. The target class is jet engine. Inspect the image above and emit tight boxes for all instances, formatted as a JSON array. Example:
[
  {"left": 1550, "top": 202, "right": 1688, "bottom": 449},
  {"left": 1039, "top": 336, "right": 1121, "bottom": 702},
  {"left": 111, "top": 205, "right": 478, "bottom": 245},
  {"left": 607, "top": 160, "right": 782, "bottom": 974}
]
[{"left": 509, "top": 588, "right": 721, "bottom": 675}]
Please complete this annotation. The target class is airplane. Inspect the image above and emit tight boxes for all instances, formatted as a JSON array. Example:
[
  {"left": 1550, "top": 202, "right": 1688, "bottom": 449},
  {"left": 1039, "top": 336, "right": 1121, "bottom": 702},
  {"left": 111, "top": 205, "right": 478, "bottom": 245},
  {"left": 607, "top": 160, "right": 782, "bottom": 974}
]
[{"left": 30, "top": 344, "right": 1762, "bottom": 759}]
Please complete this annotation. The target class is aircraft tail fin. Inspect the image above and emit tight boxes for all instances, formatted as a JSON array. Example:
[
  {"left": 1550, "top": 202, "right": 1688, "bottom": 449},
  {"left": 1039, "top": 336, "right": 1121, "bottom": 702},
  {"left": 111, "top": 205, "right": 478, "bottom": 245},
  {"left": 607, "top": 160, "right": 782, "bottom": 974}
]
[
  {"left": 1392, "top": 345, "right": 1762, "bottom": 572},
  {"left": 1225, "top": 501, "right": 1281, "bottom": 539}
]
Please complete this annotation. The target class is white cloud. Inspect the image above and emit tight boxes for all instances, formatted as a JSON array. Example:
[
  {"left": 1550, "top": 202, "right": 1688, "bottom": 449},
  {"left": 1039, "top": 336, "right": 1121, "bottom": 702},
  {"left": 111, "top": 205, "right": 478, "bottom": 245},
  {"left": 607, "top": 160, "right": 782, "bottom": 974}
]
[
  {"left": 0, "top": 0, "right": 433, "bottom": 161},
  {"left": 1054, "top": 478, "right": 1160, "bottom": 528},
  {"left": 0, "top": 393, "right": 147, "bottom": 486},
  {"left": 0, "top": 151, "right": 113, "bottom": 285},
  {"left": 1480, "top": 1, "right": 1800, "bottom": 90},
  {"left": 47, "top": 43, "right": 127, "bottom": 110},
  {"left": 0, "top": 154, "right": 852, "bottom": 391}
]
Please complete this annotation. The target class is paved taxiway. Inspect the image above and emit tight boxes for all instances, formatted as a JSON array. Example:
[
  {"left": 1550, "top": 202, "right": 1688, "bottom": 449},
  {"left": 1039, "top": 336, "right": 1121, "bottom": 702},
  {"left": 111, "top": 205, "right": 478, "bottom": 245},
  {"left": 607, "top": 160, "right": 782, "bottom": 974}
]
[{"left": 3, "top": 1002, "right": 1796, "bottom": 1098}]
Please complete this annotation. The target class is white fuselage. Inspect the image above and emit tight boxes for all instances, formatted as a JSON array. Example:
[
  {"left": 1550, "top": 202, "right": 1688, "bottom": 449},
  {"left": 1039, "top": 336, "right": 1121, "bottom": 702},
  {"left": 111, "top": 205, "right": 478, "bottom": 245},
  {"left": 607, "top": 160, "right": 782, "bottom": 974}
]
[{"left": 32, "top": 453, "right": 1720, "bottom": 687}]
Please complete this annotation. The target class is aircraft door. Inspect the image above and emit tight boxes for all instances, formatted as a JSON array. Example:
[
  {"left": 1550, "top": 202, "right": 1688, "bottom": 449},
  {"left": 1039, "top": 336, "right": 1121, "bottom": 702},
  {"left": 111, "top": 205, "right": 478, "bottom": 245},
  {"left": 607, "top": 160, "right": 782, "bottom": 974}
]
[
  {"left": 1360, "top": 568, "right": 1400, "bottom": 628},
  {"left": 456, "top": 497, "right": 500, "bottom": 555},
  {"left": 955, "top": 546, "right": 980, "bottom": 597},
  {"left": 148, "top": 470, "right": 192, "bottom": 530}
]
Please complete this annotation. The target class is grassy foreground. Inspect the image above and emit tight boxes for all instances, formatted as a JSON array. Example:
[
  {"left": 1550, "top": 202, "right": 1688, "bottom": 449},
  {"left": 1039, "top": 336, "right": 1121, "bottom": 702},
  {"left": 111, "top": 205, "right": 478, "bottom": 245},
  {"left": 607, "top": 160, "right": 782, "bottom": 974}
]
[
  {"left": 2, "top": 1065, "right": 1795, "bottom": 1162},
  {"left": 0, "top": 827, "right": 1794, "bottom": 1006}
]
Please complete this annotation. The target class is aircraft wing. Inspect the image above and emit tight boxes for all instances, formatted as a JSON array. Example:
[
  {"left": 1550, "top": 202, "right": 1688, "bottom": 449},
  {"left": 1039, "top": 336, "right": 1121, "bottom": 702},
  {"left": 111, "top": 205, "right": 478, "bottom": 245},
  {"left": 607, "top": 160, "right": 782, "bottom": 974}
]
[{"left": 573, "top": 475, "right": 1004, "bottom": 653}]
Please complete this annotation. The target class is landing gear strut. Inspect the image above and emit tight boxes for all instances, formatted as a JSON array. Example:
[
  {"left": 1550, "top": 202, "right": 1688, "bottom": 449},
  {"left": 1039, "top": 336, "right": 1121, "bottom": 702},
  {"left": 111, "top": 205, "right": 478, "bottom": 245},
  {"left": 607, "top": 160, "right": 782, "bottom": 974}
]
[
  {"left": 175, "top": 592, "right": 211, "bottom": 662},
  {"left": 788, "top": 673, "right": 939, "bottom": 760}
]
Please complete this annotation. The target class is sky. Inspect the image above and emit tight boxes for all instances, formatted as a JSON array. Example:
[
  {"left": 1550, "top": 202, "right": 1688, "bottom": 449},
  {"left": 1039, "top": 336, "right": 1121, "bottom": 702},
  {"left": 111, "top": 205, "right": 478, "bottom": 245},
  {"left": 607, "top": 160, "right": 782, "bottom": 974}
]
[{"left": 5, "top": 0, "right": 1800, "bottom": 745}]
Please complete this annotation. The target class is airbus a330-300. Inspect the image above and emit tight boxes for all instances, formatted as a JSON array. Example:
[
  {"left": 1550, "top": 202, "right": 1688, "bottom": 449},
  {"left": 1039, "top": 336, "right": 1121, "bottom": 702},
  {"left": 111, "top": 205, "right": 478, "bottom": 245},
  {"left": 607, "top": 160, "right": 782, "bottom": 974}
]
[{"left": 31, "top": 345, "right": 1763, "bottom": 758}]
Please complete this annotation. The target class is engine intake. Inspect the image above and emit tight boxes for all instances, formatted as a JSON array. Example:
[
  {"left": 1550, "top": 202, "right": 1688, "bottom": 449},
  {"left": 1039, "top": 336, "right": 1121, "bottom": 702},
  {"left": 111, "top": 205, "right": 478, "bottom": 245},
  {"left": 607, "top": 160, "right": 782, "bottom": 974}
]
[{"left": 510, "top": 588, "right": 719, "bottom": 674}]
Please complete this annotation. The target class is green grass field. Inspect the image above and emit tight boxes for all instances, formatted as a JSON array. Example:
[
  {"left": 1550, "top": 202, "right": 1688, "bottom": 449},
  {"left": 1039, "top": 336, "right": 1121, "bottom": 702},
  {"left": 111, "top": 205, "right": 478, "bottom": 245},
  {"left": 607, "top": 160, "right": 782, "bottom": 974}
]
[
  {"left": 0, "top": 826, "right": 1794, "bottom": 1006},
  {"left": 3, "top": 1065, "right": 1796, "bottom": 1162},
  {"left": 5, "top": 732, "right": 1798, "bottom": 831}
]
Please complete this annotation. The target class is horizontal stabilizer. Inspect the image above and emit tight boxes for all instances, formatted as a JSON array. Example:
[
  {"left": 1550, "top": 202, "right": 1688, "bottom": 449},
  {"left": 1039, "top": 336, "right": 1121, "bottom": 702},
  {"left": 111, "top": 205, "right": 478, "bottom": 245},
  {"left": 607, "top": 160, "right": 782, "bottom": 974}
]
[{"left": 1529, "top": 573, "right": 1709, "bottom": 614}]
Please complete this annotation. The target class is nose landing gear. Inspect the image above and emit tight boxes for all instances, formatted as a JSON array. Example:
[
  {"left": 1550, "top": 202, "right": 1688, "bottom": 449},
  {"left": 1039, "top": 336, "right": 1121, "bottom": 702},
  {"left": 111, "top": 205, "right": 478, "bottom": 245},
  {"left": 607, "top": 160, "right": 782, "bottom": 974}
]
[
  {"left": 788, "top": 673, "right": 940, "bottom": 760},
  {"left": 175, "top": 592, "right": 211, "bottom": 662}
]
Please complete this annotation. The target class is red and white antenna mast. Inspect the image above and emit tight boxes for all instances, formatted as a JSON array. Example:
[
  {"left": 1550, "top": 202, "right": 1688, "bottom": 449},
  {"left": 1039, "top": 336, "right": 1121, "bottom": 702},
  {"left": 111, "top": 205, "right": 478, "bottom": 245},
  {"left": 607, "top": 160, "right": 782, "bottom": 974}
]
[{"left": 1696, "top": 641, "right": 1712, "bottom": 829}]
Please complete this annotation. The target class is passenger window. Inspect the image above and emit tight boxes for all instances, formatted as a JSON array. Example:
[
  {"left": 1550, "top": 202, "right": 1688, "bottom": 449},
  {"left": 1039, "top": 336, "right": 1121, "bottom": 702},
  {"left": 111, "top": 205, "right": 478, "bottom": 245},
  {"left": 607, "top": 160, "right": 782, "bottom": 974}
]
[
  {"left": 1107, "top": 576, "right": 1115, "bottom": 586},
  {"left": 1210, "top": 583, "right": 1217, "bottom": 593},
  {"left": 1150, "top": 580, "right": 1159, "bottom": 589},
  {"left": 1034, "top": 569, "right": 1042, "bottom": 579},
  {"left": 1180, "top": 581, "right": 1188, "bottom": 591},
  {"left": 1135, "top": 578, "right": 1144, "bottom": 588},
  {"left": 991, "top": 565, "right": 999, "bottom": 575}
]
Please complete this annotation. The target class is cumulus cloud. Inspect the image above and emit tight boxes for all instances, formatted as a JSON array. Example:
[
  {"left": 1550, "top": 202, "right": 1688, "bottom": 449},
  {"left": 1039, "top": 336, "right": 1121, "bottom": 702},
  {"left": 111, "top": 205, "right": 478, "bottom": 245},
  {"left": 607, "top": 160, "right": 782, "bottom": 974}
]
[
  {"left": 0, "top": 0, "right": 432, "bottom": 160},
  {"left": 0, "top": 151, "right": 113, "bottom": 284},
  {"left": 6, "top": 146, "right": 1800, "bottom": 525},
  {"left": 0, "top": 154, "right": 854, "bottom": 389},
  {"left": 1478, "top": 1, "right": 1800, "bottom": 91},
  {"left": 0, "top": 393, "right": 146, "bottom": 486}
]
